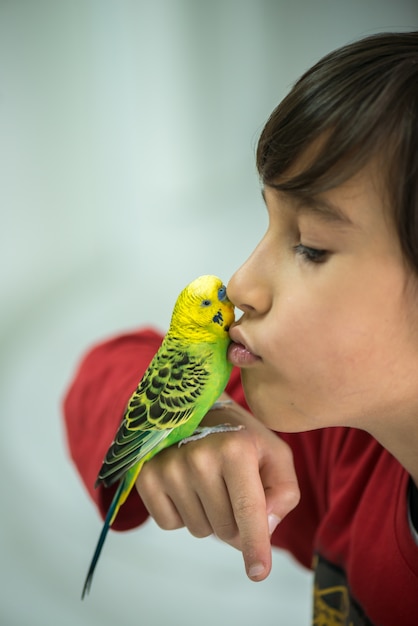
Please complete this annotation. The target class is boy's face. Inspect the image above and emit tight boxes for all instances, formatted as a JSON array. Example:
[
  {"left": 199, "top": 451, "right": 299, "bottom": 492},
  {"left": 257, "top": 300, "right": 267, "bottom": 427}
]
[{"left": 227, "top": 161, "right": 418, "bottom": 433}]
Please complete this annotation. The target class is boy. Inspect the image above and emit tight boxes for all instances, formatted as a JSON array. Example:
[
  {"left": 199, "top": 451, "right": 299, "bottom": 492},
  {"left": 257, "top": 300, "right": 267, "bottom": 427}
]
[{"left": 64, "top": 32, "right": 418, "bottom": 624}]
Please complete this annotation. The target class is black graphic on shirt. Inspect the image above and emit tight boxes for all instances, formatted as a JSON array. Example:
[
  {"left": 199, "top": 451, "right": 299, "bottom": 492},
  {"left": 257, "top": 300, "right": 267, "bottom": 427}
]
[{"left": 313, "top": 554, "right": 373, "bottom": 626}]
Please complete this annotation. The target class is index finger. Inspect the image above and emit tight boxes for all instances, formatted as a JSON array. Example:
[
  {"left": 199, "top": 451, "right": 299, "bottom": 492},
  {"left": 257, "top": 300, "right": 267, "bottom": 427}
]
[{"left": 224, "top": 452, "right": 272, "bottom": 581}]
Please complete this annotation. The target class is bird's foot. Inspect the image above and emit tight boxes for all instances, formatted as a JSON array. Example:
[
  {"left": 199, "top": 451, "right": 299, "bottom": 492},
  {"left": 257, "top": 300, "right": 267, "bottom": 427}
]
[
  {"left": 178, "top": 423, "right": 245, "bottom": 447},
  {"left": 210, "top": 400, "right": 233, "bottom": 410}
]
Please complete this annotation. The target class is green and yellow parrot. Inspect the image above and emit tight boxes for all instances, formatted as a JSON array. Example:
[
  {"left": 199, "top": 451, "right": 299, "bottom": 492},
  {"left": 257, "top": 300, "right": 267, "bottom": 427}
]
[{"left": 82, "top": 275, "right": 238, "bottom": 598}]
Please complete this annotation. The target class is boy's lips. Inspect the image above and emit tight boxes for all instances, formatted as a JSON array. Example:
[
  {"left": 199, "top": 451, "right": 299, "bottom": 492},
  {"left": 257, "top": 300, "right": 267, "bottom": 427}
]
[{"left": 228, "top": 325, "right": 261, "bottom": 367}]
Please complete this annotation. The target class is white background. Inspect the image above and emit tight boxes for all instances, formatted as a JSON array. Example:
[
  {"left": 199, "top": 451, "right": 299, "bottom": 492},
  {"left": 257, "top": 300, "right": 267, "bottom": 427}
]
[{"left": 1, "top": 2, "right": 417, "bottom": 624}]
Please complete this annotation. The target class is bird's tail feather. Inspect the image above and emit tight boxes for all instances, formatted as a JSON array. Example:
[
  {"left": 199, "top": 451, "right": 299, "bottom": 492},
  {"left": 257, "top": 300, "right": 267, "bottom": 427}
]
[{"left": 81, "top": 480, "right": 124, "bottom": 599}]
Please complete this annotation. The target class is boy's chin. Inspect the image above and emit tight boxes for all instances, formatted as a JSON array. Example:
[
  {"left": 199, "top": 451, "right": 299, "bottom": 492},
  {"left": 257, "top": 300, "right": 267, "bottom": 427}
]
[{"left": 243, "top": 380, "right": 313, "bottom": 433}]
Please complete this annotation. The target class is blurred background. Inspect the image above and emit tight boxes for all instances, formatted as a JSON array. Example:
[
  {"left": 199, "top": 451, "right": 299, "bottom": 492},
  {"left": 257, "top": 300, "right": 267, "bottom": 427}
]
[{"left": 1, "top": 1, "right": 417, "bottom": 624}]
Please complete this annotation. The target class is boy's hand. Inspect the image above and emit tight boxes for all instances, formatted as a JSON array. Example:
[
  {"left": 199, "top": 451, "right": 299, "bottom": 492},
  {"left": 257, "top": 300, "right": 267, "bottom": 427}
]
[{"left": 136, "top": 398, "right": 300, "bottom": 581}]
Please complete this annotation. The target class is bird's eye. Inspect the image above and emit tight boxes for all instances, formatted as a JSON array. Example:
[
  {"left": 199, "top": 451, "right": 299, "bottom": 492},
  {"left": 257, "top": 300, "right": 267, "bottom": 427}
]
[
  {"left": 201, "top": 299, "right": 212, "bottom": 307},
  {"left": 218, "top": 285, "right": 227, "bottom": 302}
]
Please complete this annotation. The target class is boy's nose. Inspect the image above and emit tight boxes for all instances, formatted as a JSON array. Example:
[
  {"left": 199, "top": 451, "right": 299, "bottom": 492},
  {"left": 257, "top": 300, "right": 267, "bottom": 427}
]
[{"left": 227, "top": 241, "right": 273, "bottom": 315}]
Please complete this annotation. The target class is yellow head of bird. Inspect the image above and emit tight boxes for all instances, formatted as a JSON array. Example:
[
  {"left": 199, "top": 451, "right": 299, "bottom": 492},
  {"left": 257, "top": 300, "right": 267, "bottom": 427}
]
[{"left": 169, "top": 275, "right": 235, "bottom": 342}]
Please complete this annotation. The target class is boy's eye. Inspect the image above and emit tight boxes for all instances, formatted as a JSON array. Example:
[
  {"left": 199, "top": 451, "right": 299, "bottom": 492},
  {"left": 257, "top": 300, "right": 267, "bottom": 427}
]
[{"left": 294, "top": 243, "right": 328, "bottom": 264}]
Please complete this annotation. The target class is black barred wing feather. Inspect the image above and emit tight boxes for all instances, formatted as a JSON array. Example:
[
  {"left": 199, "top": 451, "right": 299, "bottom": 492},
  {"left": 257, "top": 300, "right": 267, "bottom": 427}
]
[{"left": 96, "top": 345, "right": 211, "bottom": 488}]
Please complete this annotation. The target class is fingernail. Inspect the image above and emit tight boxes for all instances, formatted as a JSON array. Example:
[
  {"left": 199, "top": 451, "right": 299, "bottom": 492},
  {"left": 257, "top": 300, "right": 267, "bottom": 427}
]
[
  {"left": 248, "top": 562, "right": 265, "bottom": 579},
  {"left": 268, "top": 513, "right": 281, "bottom": 535}
]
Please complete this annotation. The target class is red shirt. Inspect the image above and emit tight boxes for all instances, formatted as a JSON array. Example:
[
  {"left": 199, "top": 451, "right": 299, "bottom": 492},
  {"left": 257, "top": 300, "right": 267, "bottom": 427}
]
[{"left": 63, "top": 329, "right": 418, "bottom": 625}]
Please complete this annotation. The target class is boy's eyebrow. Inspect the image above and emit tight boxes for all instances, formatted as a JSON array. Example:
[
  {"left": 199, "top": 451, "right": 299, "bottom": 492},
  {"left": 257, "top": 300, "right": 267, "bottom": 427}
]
[{"left": 261, "top": 186, "right": 354, "bottom": 226}]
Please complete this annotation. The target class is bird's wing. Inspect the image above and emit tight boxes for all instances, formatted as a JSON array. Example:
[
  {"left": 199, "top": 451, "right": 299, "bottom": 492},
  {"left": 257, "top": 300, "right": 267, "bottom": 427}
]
[
  {"left": 127, "top": 345, "right": 212, "bottom": 429},
  {"left": 96, "top": 345, "right": 212, "bottom": 487}
]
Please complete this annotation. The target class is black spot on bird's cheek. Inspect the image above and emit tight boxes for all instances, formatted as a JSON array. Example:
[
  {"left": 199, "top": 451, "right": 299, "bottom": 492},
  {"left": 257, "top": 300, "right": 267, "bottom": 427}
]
[{"left": 212, "top": 310, "right": 223, "bottom": 326}]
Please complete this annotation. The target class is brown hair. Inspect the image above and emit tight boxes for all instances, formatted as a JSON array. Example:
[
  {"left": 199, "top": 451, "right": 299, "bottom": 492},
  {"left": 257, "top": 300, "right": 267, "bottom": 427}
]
[{"left": 257, "top": 32, "right": 418, "bottom": 270}]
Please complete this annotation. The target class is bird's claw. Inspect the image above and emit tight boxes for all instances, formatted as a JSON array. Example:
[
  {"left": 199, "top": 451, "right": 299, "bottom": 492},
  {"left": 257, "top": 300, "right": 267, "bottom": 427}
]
[{"left": 178, "top": 423, "right": 245, "bottom": 446}]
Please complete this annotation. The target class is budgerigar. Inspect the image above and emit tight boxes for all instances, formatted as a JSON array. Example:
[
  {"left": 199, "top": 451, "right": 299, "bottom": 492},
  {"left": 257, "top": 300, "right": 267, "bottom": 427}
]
[{"left": 82, "top": 275, "right": 239, "bottom": 598}]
